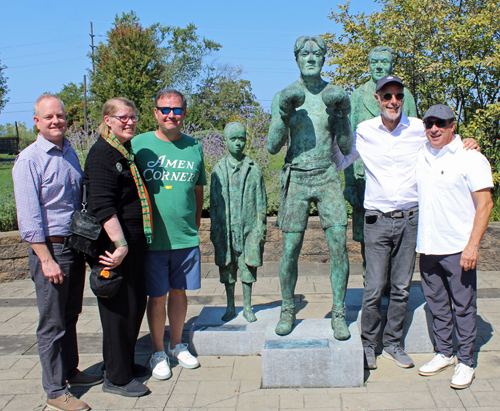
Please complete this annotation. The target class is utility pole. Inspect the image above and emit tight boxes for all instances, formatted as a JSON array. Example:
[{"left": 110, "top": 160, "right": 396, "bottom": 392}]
[
  {"left": 90, "top": 22, "right": 95, "bottom": 73},
  {"left": 15, "top": 121, "right": 19, "bottom": 152},
  {"left": 83, "top": 75, "right": 89, "bottom": 137}
]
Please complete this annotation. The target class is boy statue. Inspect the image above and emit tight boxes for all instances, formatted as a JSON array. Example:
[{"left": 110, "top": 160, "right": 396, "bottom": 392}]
[{"left": 210, "top": 122, "right": 267, "bottom": 323}]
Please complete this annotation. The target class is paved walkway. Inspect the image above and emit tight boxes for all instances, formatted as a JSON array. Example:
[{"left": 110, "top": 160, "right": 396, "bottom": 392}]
[{"left": 0, "top": 262, "right": 499, "bottom": 410}]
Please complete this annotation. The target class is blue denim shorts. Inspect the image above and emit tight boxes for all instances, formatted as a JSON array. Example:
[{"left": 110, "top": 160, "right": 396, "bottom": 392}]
[{"left": 144, "top": 246, "right": 201, "bottom": 297}]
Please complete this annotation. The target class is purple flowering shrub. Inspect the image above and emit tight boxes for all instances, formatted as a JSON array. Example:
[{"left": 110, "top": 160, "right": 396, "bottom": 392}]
[{"left": 67, "top": 119, "right": 98, "bottom": 168}]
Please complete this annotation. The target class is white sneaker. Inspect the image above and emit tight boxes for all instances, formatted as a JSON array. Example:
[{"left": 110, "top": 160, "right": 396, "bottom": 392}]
[
  {"left": 450, "top": 363, "right": 475, "bottom": 389},
  {"left": 418, "top": 354, "right": 456, "bottom": 376},
  {"left": 167, "top": 343, "right": 200, "bottom": 369},
  {"left": 149, "top": 351, "right": 172, "bottom": 380}
]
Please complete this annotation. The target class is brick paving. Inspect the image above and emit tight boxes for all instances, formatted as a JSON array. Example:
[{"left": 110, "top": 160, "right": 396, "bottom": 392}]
[{"left": 0, "top": 262, "right": 499, "bottom": 410}]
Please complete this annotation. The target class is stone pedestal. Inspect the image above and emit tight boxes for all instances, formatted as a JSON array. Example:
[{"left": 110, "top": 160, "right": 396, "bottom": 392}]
[
  {"left": 261, "top": 321, "right": 363, "bottom": 388},
  {"left": 349, "top": 286, "right": 435, "bottom": 353},
  {"left": 190, "top": 306, "right": 281, "bottom": 355}
]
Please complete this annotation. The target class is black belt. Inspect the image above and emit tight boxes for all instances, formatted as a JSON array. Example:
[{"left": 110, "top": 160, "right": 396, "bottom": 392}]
[{"left": 373, "top": 206, "right": 418, "bottom": 219}]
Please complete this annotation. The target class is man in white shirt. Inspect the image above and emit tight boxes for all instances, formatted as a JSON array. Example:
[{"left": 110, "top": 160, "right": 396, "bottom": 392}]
[
  {"left": 342, "top": 75, "right": 478, "bottom": 371},
  {"left": 416, "top": 104, "right": 493, "bottom": 389}
]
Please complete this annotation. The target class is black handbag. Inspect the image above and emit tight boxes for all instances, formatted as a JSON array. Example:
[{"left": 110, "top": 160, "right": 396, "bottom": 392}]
[
  {"left": 90, "top": 261, "right": 123, "bottom": 299},
  {"left": 67, "top": 185, "right": 102, "bottom": 258}
]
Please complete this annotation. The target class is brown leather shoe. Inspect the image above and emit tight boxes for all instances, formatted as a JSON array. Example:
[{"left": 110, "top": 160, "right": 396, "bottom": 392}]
[
  {"left": 67, "top": 370, "right": 103, "bottom": 387},
  {"left": 46, "top": 392, "right": 90, "bottom": 411}
]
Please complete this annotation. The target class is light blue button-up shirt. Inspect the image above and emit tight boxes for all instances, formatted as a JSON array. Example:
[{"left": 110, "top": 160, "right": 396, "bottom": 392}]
[{"left": 12, "top": 134, "right": 83, "bottom": 243}]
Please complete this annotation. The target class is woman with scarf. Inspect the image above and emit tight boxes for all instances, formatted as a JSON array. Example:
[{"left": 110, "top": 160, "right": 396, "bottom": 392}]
[{"left": 83, "top": 97, "right": 153, "bottom": 397}]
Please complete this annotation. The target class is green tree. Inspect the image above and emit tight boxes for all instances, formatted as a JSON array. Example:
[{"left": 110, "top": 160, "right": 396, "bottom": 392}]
[
  {"left": 56, "top": 82, "right": 86, "bottom": 128},
  {"left": 90, "top": 11, "right": 221, "bottom": 133},
  {"left": 323, "top": 0, "right": 500, "bottom": 217},
  {"left": 0, "top": 61, "right": 9, "bottom": 112},
  {"left": 186, "top": 65, "right": 259, "bottom": 130}
]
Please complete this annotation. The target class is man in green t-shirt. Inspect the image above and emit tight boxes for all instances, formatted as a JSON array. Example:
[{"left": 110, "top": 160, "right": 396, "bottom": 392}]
[{"left": 132, "top": 89, "right": 207, "bottom": 380}]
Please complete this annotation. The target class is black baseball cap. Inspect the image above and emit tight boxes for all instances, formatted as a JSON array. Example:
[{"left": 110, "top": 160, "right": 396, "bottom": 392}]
[
  {"left": 422, "top": 104, "right": 455, "bottom": 121},
  {"left": 376, "top": 75, "right": 404, "bottom": 92}
]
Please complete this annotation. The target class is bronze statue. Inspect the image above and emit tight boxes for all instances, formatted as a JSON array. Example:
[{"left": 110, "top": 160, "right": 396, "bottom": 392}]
[
  {"left": 345, "top": 46, "right": 417, "bottom": 281},
  {"left": 210, "top": 122, "right": 267, "bottom": 323},
  {"left": 267, "top": 36, "right": 353, "bottom": 339}
]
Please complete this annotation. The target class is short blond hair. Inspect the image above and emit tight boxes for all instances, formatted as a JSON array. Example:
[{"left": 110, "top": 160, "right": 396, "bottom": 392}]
[
  {"left": 34, "top": 94, "right": 65, "bottom": 116},
  {"left": 98, "top": 97, "right": 137, "bottom": 138}
]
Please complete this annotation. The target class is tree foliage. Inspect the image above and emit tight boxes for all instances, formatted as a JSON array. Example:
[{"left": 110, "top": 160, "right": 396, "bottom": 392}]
[
  {"left": 323, "top": 0, "right": 500, "bottom": 212},
  {"left": 186, "top": 65, "right": 259, "bottom": 130},
  {"left": 90, "top": 11, "right": 221, "bottom": 133},
  {"left": 56, "top": 82, "right": 86, "bottom": 128},
  {"left": 0, "top": 61, "right": 9, "bottom": 112}
]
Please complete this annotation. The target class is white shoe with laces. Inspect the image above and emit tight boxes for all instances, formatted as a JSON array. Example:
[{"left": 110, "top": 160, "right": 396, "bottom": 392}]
[
  {"left": 167, "top": 343, "right": 200, "bottom": 369},
  {"left": 149, "top": 351, "right": 172, "bottom": 380},
  {"left": 418, "top": 354, "right": 456, "bottom": 376},
  {"left": 450, "top": 363, "right": 475, "bottom": 389}
]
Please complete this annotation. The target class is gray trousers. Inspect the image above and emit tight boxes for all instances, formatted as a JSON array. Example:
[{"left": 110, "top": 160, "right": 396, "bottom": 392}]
[
  {"left": 29, "top": 243, "right": 85, "bottom": 399},
  {"left": 361, "top": 208, "right": 418, "bottom": 348},
  {"left": 420, "top": 253, "right": 476, "bottom": 367}
]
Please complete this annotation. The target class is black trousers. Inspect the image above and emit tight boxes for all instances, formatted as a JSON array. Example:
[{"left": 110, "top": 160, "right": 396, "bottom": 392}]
[{"left": 96, "top": 241, "right": 147, "bottom": 385}]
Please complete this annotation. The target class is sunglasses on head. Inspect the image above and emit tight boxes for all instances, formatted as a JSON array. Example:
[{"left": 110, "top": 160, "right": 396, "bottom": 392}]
[
  {"left": 380, "top": 93, "right": 405, "bottom": 102},
  {"left": 423, "top": 119, "right": 450, "bottom": 129},
  {"left": 156, "top": 107, "right": 184, "bottom": 115}
]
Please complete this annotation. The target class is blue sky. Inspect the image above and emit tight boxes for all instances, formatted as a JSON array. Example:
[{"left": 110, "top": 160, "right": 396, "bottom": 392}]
[{"left": 0, "top": 0, "right": 380, "bottom": 127}]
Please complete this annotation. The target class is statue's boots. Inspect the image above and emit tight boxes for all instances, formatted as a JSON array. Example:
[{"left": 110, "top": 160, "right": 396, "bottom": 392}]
[
  {"left": 275, "top": 302, "right": 296, "bottom": 336},
  {"left": 332, "top": 305, "right": 350, "bottom": 340}
]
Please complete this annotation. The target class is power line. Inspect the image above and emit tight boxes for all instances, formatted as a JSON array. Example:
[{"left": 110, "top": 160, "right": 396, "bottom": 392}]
[
  {"left": 1, "top": 110, "right": 32, "bottom": 113},
  {"left": 7, "top": 56, "right": 87, "bottom": 69},
  {"left": 0, "top": 35, "right": 87, "bottom": 50},
  {"left": 2, "top": 46, "right": 88, "bottom": 61}
]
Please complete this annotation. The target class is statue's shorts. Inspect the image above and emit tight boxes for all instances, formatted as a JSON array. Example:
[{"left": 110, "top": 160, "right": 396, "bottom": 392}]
[
  {"left": 279, "top": 164, "right": 347, "bottom": 233},
  {"left": 219, "top": 248, "right": 257, "bottom": 284}
]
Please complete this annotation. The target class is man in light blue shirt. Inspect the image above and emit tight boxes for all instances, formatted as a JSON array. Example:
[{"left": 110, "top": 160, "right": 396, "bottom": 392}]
[{"left": 12, "top": 94, "right": 102, "bottom": 411}]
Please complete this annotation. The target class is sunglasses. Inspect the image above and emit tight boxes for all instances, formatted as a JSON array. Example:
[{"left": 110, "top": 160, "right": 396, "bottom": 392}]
[
  {"left": 110, "top": 115, "right": 139, "bottom": 123},
  {"left": 380, "top": 93, "right": 405, "bottom": 101},
  {"left": 423, "top": 119, "right": 449, "bottom": 129},
  {"left": 156, "top": 107, "right": 184, "bottom": 115}
]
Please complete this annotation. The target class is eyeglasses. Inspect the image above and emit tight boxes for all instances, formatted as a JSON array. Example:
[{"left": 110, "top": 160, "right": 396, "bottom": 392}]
[
  {"left": 110, "top": 115, "right": 139, "bottom": 123},
  {"left": 380, "top": 93, "right": 405, "bottom": 101},
  {"left": 423, "top": 119, "right": 449, "bottom": 129},
  {"left": 156, "top": 107, "right": 184, "bottom": 115}
]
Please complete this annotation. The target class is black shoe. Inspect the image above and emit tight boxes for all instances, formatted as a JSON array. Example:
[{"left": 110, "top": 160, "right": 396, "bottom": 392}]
[
  {"left": 102, "top": 372, "right": 150, "bottom": 397},
  {"left": 131, "top": 363, "right": 151, "bottom": 378},
  {"left": 67, "top": 370, "right": 104, "bottom": 387}
]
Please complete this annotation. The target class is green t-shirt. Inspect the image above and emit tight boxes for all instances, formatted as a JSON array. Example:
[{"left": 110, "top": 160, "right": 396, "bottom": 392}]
[{"left": 132, "top": 132, "right": 207, "bottom": 251}]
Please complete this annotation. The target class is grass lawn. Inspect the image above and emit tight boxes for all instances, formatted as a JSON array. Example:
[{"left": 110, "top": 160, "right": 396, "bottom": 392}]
[{"left": 0, "top": 163, "right": 14, "bottom": 193}]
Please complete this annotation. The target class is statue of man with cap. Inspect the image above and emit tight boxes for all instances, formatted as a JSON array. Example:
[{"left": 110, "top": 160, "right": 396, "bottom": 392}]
[
  {"left": 267, "top": 35, "right": 353, "bottom": 339},
  {"left": 345, "top": 46, "right": 417, "bottom": 280},
  {"left": 210, "top": 122, "right": 267, "bottom": 323}
]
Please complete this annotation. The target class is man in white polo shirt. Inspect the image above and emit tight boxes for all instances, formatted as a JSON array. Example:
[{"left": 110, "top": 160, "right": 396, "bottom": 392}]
[
  {"left": 342, "top": 75, "right": 478, "bottom": 371},
  {"left": 416, "top": 104, "right": 493, "bottom": 389}
]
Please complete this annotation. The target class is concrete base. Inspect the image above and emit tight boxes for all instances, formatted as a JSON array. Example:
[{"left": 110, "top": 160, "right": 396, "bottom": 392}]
[
  {"left": 262, "top": 320, "right": 363, "bottom": 388},
  {"left": 349, "top": 286, "right": 435, "bottom": 353},
  {"left": 189, "top": 306, "right": 281, "bottom": 355}
]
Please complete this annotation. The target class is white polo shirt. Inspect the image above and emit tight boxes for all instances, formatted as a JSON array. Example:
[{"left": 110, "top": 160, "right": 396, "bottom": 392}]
[
  {"left": 416, "top": 135, "right": 493, "bottom": 255},
  {"left": 343, "top": 113, "right": 427, "bottom": 212}
]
